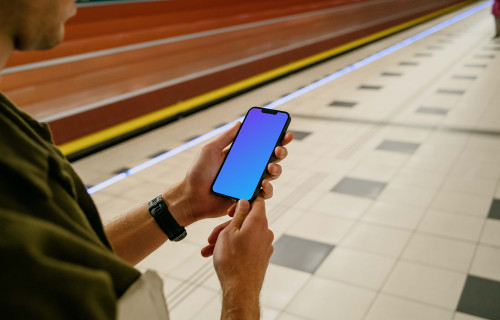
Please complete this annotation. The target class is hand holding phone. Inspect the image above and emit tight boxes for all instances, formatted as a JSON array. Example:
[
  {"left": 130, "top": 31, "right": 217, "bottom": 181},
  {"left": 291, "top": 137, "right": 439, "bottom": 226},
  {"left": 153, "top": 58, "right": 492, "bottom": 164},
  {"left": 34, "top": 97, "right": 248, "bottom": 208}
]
[{"left": 211, "top": 107, "right": 291, "bottom": 202}]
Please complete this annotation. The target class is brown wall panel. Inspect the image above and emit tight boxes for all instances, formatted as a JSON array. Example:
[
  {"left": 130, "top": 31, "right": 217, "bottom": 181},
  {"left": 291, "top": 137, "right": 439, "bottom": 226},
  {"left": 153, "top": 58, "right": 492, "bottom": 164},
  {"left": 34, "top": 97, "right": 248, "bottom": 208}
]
[{"left": 0, "top": 0, "right": 472, "bottom": 149}]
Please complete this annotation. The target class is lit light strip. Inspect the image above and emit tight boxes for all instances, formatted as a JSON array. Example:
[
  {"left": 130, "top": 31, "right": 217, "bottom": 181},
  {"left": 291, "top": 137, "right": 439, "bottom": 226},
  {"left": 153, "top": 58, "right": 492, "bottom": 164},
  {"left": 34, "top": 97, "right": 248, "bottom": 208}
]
[{"left": 87, "top": 1, "right": 491, "bottom": 195}]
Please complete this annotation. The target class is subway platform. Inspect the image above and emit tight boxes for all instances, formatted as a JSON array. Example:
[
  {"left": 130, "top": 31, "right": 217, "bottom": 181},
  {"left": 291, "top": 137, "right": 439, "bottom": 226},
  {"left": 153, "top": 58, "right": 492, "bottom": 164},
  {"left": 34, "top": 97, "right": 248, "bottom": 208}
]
[{"left": 73, "top": 1, "right": 500, "bottom": 319}]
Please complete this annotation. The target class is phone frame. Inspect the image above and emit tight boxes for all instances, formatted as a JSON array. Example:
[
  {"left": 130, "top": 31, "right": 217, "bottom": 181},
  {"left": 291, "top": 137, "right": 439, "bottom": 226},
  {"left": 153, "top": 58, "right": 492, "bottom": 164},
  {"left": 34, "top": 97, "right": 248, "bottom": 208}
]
[{"left": 210, "top": 107, "right": 291, "bottom": 202}]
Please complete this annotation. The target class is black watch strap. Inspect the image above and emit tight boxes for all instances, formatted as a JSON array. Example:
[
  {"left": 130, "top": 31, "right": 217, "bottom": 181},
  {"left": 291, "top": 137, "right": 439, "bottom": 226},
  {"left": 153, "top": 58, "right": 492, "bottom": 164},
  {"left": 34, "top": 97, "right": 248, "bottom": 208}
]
[{"left": 148, "top": 195, "right": 187, "bottom": 242}]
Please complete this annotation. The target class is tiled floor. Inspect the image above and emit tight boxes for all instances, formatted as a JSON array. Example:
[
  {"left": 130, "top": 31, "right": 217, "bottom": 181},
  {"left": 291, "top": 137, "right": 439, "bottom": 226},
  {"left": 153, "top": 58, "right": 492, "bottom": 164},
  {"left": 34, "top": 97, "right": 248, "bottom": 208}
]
[{"left": 75, "top": 1, "right": 500, "bottom": 319}]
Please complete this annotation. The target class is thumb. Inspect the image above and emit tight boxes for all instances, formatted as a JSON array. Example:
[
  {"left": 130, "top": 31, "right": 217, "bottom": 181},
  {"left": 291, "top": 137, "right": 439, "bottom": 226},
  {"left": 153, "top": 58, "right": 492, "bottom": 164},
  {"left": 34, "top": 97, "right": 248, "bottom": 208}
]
[
  {"left": 211, "top": 121, "right": 240, "bottom": 150},
  {"left": 230, "top": 199, "right": 250, "bottom": 229}
]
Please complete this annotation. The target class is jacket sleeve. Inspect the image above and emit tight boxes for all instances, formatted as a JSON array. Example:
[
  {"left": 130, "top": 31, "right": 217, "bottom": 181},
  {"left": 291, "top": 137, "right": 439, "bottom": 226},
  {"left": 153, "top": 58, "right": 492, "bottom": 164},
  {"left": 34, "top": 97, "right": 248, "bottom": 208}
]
[{"left": 0, "top": 208, "right": 117, "bottom": 320}]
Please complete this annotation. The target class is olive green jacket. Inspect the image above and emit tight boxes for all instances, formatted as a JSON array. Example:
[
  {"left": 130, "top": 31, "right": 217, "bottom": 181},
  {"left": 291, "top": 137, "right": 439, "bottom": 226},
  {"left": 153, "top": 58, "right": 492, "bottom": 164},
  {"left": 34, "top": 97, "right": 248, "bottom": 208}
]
[{"left": 0, "top": 93, "right": 141, "bottom": 319}]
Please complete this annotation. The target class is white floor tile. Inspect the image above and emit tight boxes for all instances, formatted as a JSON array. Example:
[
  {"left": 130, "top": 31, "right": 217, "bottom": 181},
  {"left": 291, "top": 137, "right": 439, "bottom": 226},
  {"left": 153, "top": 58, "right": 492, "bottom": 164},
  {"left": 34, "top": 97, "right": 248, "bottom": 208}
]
[
  {"left": 392, "top": 168, "right": 446, "bottom": 189},
  {"left": 315, "top": 247, "right": 396, "bottom": 290},
  {"left": 469, "top": 245, "right": 500, "bottom": 282},
  {"left": 402, "top": 233, "right": 476, "bottom": 272},
  {"left": 262, "top": 307, "right": 281, "bottom": 320},
  {"left": 276, "top": 313, "right": 307, "bottom": 320},
  {"left": 480, "top": 219, "right": 500, "bottom": 247},
  {"left": 350, "top": 161, "right": 401, "bottom": 182},
  {"left": 453, "top": 312, "right": 489, "bottom": 320},
  {"left": 160, "top": 275, "right": 184, "bottom": 300},
  {"left": 286, "top": 277, "right": 376, "bottom": 320},
  {"left": 191, "top": 297, "right": 221, "bottom": 320},
  {"left": 365, "top": 294, "right": 454, "bottom": 320},
  {"left": 261, "top": 264, "right": 311, "bottom": 310},
  {"left": 170, "top": 287, "right": 218, "bottom": 320},
  {"left": 441, "top": 176, "right": 497, "bottom": 197},
  {"left": 418, "top": 209, "right": 484, "bottom": 242},
  {"left": 168, "top": 252, "right": 213, "bottom": 282},
  {"left": 382, "top": 261, "right": 467, "bottom": 310},
  {"left": 310, "top": 192, "right": 373, "bottom": 219},
  {"left": 185, "top": 216, "right": 229, "bottom": 247},
  {"left": 431, "top": 191, "right": 492, "bottom": 217},
  {"left": 361, "top": 201, "right": 425, "bottom": 230},
  {"left": 136, "top": 241, "right": 200, "bottom": 276},
  {"left": 268, "top": 207, "right": 306, "bottom": 238},
  {"left": 286, "top": 211, "right": 354, "bottom": 245},
  {"left": 449, "top": 160, "right": 500, "bottom": 181},
  {"left": 378, "top": 183, "right": 437, "bottom": 208},
  {"left": 341, "top": 222, "right": 412, "bottom": 257}
]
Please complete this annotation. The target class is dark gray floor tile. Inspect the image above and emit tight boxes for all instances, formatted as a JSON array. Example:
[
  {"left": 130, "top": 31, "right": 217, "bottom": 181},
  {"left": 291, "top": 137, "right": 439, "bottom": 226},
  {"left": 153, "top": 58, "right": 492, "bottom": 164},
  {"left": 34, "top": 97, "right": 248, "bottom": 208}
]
[
  {"left": 329, "top": 100, "right": 357, "bottom": 107},
  {"left": 452, "top": 75, "right": 477, "bottom": 80},
  {"left": 399, "top": 61, "right": 419, "bottom": 66},
  {"left": 415, "top": 53, "right": 433, "bottom": 57},
  {"left": 457, "top": 275, "right": 500, "bottom": 320},
  {"left": 474, "top": 54, "right": 495, "bottom": 59},
  {"left": 416, "top": 107, "right": 449, "bottom": 115},
  {"left": 465, "top": 64, "right": 487, "bottom": 68},
  {"left": 289, "top": 130, "right": 312, "bottom": 141},
  {"left": 437, "top": 89, "right": 465, "bottom": 95},
  {"left": 488, "top": 199, "right": 500, "bottom": 220},
  {"left": 381, "top": 72, "right": 403, "bottom": 77},
  {"left": 213, "top": 122, "right": 227, "bottom": 129},
  {"left": 376, "top": 140, "right": 420, "bottom": 154},
  {"left": 359, "top": 85, "right": 382, "bottom": 90},
  {"left": 113, "top": 167, "right": 130, "bottom": 175},
  {"left": 149, "top": 149, "right": 170, "bottom": 159},
  {"left": 331, "top": 177, "right": 387, "bottom": 199},
  {"left": 270, "top": 234, "right": 334, "bottom": 273},
  {"left": 184, "top": 135, "right": 201, "bottom": 142}
]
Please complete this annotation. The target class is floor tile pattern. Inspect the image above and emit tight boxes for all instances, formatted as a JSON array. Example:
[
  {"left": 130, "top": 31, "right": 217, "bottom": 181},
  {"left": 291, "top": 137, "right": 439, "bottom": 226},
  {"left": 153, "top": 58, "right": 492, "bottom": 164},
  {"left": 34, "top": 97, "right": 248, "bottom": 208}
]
[
  {"left": 329, "top": 100, "right": 358, "bottom": 107},
  {"left": 270, "top": 234, "right": 334, "bottom": 273},
  {"left": 457, "top": 275, "right": 500, "bottom": 320},
  {"left": 331, "top": 177, "right": 387, "bottom": 199}
]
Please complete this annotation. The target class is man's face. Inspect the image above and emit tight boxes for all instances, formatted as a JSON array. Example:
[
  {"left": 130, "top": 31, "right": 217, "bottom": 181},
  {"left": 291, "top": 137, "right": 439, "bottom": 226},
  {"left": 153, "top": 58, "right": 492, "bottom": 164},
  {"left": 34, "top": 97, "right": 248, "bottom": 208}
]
[{"left": 1, "top": 0, "right": 77, "bottom": 51}]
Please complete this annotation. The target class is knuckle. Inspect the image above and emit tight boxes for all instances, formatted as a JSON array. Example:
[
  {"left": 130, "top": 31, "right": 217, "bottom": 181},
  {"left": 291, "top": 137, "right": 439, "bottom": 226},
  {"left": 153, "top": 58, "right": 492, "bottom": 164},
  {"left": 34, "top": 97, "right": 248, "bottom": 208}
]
[{"left": 201, "top": 144, "right": 212, "bottom": 152}]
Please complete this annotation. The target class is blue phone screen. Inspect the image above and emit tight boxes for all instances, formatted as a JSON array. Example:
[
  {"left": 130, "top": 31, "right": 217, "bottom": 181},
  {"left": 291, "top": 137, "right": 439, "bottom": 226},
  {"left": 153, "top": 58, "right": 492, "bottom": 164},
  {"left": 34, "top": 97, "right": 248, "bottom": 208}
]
[{"left": 212, "top": 108, "right": 289, "bottom": 201}]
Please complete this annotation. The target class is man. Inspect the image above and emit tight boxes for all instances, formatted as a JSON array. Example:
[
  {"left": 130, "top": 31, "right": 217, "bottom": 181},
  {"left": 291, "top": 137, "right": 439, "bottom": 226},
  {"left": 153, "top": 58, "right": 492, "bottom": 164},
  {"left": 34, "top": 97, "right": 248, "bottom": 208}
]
[{"left": 0, "top": 1, "right": 293, "bottom": 319}]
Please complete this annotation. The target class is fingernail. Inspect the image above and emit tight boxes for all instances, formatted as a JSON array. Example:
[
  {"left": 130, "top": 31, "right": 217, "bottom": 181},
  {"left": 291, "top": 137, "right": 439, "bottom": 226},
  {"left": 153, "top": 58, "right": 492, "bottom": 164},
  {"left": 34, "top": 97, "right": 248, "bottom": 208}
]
[{"left": 237, "top": 199, "right": 249, "bottom": 210}]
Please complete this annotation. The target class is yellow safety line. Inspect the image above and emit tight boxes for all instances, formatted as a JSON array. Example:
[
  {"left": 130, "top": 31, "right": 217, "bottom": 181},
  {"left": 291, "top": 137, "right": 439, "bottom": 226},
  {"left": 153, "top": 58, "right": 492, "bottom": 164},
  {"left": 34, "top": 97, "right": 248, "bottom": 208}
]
[{"left": 59, "top": 0, "right": 479, "bottom": 155}]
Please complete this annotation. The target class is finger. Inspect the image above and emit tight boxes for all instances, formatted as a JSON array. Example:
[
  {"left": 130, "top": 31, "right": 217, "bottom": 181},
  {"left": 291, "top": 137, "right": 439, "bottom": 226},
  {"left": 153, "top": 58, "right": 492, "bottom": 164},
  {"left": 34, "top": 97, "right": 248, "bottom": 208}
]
[
  {"left": 241, "top": 196, "right": 267, "bottom": 230},
  {"left": 229, "top": 199, "right": 251, "bottom": 229},
  {"left": 281, "top": 132, "right": 294, "bottom": 146},
  {"left": 227, "top": 203, "right": 237, "bottom": 217},
  {"left": 207, "top": 220, "right": 232, "bottom": 244},
  {"left": 210, "top": 122, "right": 241, "bottom": 150},
  {"left": 201, "top": 244, "right": 215, "bottom": 258},
  {"left": 260, "top": 180, "right": 274, "bottom": 199},
  {"left": 273, "top": 146, "right": 288, "bottom": 162},
  {"left": 266, "top": 163, "right": 282, "bottom": 181}
]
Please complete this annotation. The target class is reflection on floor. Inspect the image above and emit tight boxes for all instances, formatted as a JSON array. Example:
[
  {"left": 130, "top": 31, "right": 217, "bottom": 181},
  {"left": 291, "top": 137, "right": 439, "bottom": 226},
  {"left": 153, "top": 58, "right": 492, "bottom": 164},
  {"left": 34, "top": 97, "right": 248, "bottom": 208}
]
[{"left": 75, "top": 2, "right": 500, "bottom": 319}]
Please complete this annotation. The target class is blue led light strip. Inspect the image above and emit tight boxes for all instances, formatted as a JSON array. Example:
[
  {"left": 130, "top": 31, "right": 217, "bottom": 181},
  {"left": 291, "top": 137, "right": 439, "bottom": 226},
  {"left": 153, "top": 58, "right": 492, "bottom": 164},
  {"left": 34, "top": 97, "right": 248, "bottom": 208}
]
[{"left": 87, "top": 1, "right": 491, "bottom": 194}]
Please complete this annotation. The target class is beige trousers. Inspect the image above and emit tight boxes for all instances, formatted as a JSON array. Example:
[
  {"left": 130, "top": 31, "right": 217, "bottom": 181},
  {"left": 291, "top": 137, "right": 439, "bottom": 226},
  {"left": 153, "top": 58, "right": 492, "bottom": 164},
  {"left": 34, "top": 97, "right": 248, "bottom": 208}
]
[{"left": 118, "top": 270, "right": 170, "bottom": 320}]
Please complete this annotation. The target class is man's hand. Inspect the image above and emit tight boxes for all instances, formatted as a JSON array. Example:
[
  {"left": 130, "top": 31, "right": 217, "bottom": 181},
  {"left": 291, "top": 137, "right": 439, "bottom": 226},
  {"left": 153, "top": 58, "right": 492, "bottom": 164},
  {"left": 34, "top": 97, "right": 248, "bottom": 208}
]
[
  {"left": 165, "top": 122, "right": 293, "bottom": 227},
  {"left": 210, "top": 197, "right": 273, "bottom": 319}
]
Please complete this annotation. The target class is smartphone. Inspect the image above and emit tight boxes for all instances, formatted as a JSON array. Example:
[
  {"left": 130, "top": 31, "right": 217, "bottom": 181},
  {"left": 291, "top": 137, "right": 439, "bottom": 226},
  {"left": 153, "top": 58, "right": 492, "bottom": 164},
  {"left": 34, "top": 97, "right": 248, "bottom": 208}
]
[{"left": 211, "top": 107, "right": 291, "bottom": 202}]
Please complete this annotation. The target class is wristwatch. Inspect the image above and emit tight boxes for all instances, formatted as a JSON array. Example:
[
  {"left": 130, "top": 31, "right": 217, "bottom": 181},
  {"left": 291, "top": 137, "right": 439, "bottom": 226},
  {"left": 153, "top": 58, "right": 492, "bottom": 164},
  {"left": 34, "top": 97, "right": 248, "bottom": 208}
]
[{"left": 148, "top": 195, "right": 187, "bottom": 242}]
